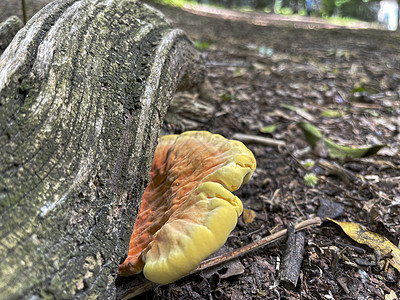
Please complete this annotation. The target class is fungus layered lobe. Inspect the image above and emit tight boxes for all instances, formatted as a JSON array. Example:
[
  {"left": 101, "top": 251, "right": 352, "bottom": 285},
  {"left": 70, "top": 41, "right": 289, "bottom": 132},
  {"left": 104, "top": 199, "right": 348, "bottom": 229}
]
[{"left": 119, "top": 131, "right": 256, "bottom": 284}]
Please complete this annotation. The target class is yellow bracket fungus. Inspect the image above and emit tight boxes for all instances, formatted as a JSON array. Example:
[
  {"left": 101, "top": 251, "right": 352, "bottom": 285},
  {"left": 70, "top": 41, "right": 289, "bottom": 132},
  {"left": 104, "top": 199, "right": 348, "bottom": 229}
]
[{"left": 119, "top": 131, "right": 256, "bottom": 284}]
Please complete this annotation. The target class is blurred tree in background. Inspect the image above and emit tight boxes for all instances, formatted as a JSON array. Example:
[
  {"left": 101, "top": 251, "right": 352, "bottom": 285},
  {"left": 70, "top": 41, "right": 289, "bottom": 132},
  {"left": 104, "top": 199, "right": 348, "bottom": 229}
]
[
  {"left": 196, "top": 0, "right": 394, "bottom": 24},
  {"left": 322, "top": 0, "right": 379, "bottom": 21}
]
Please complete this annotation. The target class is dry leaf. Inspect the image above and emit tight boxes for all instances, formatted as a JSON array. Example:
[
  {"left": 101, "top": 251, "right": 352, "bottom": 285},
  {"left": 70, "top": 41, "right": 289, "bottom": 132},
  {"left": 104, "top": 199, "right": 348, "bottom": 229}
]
[
  {"left": 281, "top": 104, "right": 315, "bottom": 122},
  {"left": 259, "top": 123, "right": 279, "bottom": 134},
  {"left": 329, "top": 218, "right": 400, "bottom": 273},
  {"left": 242, "top": 209, "right": 256, "bottom": 224},
  {"left": 220, "top": 259, "right": 245, "bottom": 278},
  {"left": 385, "top": 290, "right": 398, "bottom": 300}
]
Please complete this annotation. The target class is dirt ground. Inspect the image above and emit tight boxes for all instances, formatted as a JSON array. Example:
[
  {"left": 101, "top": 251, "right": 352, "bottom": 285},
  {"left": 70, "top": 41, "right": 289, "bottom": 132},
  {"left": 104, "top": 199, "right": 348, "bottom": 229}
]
[
  {"left": 137, "top": 3, "right": 400, "bottom": 299},
  {"left": 2, "top": 1, "right": 400, "bottom": 299}
]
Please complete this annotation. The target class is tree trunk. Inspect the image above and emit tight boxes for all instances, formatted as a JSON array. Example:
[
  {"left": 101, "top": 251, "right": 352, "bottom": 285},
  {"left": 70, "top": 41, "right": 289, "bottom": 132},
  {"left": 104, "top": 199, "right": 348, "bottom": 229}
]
[
  {"left": 0, "top": 0, "right": 205, "bottom": 298},
  {"left": 293, "top": 0, "right": 298, "bottom": 14},
  {"left": 0, "top": 15, "right": 23, "bottom": 54}
]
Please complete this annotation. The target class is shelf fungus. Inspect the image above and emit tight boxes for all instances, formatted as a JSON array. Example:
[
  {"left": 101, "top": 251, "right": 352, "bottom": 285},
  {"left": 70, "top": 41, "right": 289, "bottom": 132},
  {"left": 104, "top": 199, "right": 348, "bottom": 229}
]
[{"left": 119, "top": 131, "right": 256, "bottom": 284}]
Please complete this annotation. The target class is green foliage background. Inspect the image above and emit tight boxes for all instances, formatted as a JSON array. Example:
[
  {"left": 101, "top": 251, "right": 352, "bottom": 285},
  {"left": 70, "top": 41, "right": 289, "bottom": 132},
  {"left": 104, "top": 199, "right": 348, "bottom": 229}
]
[{"left": 322, "top": 0, "right": 379, "bottom": 21}]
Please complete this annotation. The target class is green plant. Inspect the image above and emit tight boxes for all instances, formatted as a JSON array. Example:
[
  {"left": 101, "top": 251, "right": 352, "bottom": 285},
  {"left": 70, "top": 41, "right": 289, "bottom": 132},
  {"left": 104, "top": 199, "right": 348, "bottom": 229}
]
[
  {"left": 152, "top": 0, "right": 194, "bottom": 8},
  {"left": 194, "top": 40, "right": 210, "bottom": 50},
  {"left": 302, "top": 160, "right": 315, "bottom": 169},
  {"left": 304, "top": 173, "right": 318, "bottom": 187}
]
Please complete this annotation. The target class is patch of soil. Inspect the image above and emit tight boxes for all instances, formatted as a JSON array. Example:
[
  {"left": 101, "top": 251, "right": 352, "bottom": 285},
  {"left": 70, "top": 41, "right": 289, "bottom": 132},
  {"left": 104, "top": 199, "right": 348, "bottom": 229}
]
[{"left": 137, "top": 3, "right": 400, "bottom": 299}]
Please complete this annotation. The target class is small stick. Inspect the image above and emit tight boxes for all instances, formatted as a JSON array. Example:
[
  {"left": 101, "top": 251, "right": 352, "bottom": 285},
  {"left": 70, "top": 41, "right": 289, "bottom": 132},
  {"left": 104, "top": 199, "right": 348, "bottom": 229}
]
[
  {"left": 118, "top": 280, "right": 157, "bottom": 300},
  {"left": 232, "top": 133, "right": 286, "bottom": 147},
  {"left": 21, "top": 0, "right": 27, "bottom": 24},
  {"left": 291, "top": 193, "right": 305, "bottom": 217},
  {"left": 194, "top": 216, "right": 321, "bottom": 272},
  {"left": 279, "top": 223, "right": 305, "bottom": 289},
  {"left": 318, "top": 159, "right": 358, "bottom": 185}
]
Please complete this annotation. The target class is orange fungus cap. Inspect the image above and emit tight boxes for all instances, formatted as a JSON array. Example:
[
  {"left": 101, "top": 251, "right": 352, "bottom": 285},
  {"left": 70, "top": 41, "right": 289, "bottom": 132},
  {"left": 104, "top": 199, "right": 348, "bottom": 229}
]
[{"left": 118, "top": 131, "right": 256, "bottom": 284}]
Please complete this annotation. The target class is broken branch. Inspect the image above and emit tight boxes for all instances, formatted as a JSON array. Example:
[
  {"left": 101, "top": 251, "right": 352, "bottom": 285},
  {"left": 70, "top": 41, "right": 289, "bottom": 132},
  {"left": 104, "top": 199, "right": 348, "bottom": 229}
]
[
  {"left": 279, "top": 223, "right": 306, "bottom": 289},
  {"left": 194, "top": 216, "right": 321, "bottom": 272},
  {"left": 232, "top": 133, "right": 286, "bottom": 147}
]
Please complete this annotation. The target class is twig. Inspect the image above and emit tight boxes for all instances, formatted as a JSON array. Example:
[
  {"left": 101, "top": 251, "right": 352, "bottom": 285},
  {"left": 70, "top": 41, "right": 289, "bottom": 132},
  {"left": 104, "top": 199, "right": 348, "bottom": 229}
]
[
  {"left": 279, "top": 223, "right": 305, "bottom": 289},
  {"left": 194, "top": 216, "right": 321, "bottom": 272},
  {"left": 119, "top": 280, "right": 157, "bottom": 300},
  {"left": 320, "top": 176, "right": 364, "bottom": 201},
  {"left": 318, "top": 159, "right": 358, "bottom": 185},
  {"left": 291, "top": 193, "right": 306, "bottom": 217},
  {"left": 232, "top": 133, "right": 286, "bottom": 147},
  {"left": 380, "top": 176, "right": 400, "bottom": 184},
  {"left": 351, "top": 102, "right": 382, "bottom": 109},
  {"left": 21, "top": 0, "right": 27, "bottom": 24}
]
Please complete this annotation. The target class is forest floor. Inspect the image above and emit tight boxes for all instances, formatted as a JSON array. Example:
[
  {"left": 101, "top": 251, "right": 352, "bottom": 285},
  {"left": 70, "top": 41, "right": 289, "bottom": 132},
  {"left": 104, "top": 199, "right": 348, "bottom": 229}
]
[
  {"left": 135, "top": 2, "right": 400, "bottom": 300},
  {"left": 2, "top": 1, "right": 400, "bottom": 299}
]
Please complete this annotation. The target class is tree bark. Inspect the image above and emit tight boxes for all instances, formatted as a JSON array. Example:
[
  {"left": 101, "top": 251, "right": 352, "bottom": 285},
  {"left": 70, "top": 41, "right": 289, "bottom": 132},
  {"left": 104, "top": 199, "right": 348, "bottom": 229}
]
[
  {"left": 293, "top": 0, "right": 298, "bottom": 14},
  {"left": 0, "top": 0, "right": 205, "bottom": 298},
  {"left": 0, "top": 15, "right": 23, "bottom": 54}
]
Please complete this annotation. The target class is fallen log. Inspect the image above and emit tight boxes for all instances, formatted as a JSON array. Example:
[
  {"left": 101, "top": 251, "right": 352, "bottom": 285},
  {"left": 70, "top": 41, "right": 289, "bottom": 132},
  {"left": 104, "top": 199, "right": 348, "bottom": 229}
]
[{"left": 0, "top": 0, "right": 205, "bottom": 298}]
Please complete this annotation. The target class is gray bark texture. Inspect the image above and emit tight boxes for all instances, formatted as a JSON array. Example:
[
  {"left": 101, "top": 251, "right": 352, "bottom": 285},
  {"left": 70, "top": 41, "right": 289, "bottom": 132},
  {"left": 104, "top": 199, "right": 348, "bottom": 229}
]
[
  {"left": 0, "top": 0, "right": 205, "bottom": 298},
  {"left": 0, "top": 16, "right": 23, "bottom": 54}
]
